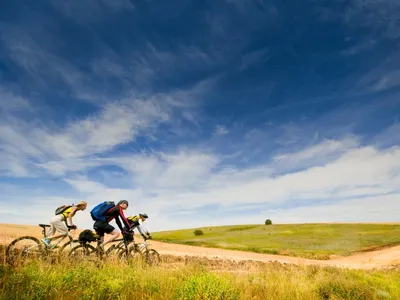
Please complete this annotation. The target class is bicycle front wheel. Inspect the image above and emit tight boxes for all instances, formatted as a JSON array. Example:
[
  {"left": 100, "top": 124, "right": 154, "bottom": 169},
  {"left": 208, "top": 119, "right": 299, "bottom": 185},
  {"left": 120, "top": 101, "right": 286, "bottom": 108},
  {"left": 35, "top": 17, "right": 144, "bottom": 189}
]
[
  {"left": 68, "top": 244, "right": 97, "bottom": 263},
  {"left": 145, "top": 249, "right": 160, "bottom": 266},
  {"left": 6, "top": 236, "right": 44, "bottom": 266},
  {"left": 126, "top": 245, "right": 144, "bottom": 264}
]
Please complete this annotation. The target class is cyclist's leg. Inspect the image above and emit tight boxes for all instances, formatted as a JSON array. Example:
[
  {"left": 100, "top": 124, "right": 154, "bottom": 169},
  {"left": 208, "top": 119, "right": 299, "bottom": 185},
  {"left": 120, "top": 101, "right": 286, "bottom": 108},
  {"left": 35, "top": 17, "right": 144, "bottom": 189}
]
[
  {"left": 93, "top": 221, "right": 108, "bottom": 244},
  {"left": 47, "top": 216, "right": 68, "bottom": 241},
  {"left": 101, "top": 224, "right": 118, "bottom": 247},
  {"left": 47, "top": 222, "right": 56, "bottom": 237}
]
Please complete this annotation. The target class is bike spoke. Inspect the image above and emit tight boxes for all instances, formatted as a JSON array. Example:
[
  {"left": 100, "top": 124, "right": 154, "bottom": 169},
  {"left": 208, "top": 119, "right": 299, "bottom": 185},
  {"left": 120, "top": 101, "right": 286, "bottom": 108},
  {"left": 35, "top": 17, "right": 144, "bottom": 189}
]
[
  {"left": 145, "top": 249, "right": 160, "bottom": 266},
  {"left": 6, "top": 236, "right": 44, "bottom": 266}
]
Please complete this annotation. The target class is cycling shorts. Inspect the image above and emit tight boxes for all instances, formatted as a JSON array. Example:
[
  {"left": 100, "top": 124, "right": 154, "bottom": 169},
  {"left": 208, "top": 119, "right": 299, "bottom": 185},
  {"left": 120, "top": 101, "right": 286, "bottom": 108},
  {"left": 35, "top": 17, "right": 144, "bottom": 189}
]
[{"left": 93, "top": 221, "right": 115, "bottom": 237}]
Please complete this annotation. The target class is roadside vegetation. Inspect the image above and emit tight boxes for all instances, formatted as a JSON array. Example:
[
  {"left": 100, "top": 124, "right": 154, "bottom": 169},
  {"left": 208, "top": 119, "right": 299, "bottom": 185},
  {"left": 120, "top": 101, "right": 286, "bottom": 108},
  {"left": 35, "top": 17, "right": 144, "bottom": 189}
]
[
  {"left": 1, "top": 255, "right": 399, "bottom": 300},
  {"left": 153, "top": 223, "right": 400, "bottom": 259}
]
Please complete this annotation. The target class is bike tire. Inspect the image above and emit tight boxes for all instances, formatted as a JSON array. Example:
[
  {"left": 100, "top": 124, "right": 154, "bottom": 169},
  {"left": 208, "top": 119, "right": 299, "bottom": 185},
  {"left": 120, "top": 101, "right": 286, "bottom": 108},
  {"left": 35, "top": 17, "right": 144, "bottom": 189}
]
[
  {"left": 59, "top": 239, "right": 80, "bottom": 253},
  {"left": 116, "top": 246, "right": 130, "bottom": 260},
  {"left": 126, "top": 245, "right": 144, "bottom": 263},
  {"left": 6, "top": 236, "right": 44, "bottom": 266},
  {"left": 145, "top": 249, "right": 160, "bottom": 266},
  {"left": 68, "top": 244, "right": 97, "bottom": 262}
]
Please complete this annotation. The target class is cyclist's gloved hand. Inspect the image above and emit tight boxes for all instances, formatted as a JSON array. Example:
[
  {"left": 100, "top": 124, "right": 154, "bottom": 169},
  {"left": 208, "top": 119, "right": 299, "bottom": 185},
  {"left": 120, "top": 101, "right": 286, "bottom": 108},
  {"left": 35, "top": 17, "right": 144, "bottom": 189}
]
[
  {"left": 68, "top": 225, "right": 77, "bottom": 230},
  {"left": 147, "top": 235, "right": 153, "bottom": 240}
]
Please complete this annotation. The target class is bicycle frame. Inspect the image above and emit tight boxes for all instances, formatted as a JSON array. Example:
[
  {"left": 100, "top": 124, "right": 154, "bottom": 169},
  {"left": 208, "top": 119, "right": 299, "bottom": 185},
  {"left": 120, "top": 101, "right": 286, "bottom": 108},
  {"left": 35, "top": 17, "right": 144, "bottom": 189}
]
[
  {"left": 47, "top": 234, "right": 73, "bottom": 249},
  {"left": 105, "top": 238, "right": 130, "bottom": 256},
  {"left": 135, "top": 240, "right": 150, "bottom": 253},
  {"left": 41, "top": 226, "right": 75, "bottom": 251}
]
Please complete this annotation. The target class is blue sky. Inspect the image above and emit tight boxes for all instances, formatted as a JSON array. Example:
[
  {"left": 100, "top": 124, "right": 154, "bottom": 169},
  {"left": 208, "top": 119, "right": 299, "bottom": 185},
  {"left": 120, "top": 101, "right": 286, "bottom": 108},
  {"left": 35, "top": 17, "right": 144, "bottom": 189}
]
[{"left": 0, "top": 0, "right": 399, "bottom": 231}]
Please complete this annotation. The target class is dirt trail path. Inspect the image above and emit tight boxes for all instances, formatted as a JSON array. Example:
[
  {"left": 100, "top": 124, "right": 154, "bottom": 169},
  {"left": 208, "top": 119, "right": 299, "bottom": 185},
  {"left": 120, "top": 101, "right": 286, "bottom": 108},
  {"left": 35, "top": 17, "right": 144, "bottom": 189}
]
[{"left": 151, "top": 241, "right": 400, "bottom": 270}]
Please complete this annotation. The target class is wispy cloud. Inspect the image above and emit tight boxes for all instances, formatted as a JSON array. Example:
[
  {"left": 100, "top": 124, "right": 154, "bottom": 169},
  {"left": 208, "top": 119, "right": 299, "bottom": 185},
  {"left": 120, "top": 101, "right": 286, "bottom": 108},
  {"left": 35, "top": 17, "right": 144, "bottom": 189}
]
[
  {"left": 239, "top": 47, "right": 270, "bottom": 70},
  {"left": 372, "top": 70, "right": 400, "bottom": 91},
  {"left": 213, "top": 125, "right": 229, "bottom": 136},
  {"left": 341, "top": 38, "right": 377, "bottom": 56},
  {"left": 0, "top": 88, "right": 32, "bottom": 112},
  {"left": 0, "top": 96, "right": 171, "bottom": 176},
  {"left": 344, "top": 0, "right": 400, "bottom": 39}
]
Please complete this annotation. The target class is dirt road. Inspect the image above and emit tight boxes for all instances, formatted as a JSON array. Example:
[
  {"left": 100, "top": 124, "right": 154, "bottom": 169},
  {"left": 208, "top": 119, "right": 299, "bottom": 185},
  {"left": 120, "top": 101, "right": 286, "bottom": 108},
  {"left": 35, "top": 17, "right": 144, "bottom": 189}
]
[{"left": 151, "top": 241, "right": 400, "bottom": 270}]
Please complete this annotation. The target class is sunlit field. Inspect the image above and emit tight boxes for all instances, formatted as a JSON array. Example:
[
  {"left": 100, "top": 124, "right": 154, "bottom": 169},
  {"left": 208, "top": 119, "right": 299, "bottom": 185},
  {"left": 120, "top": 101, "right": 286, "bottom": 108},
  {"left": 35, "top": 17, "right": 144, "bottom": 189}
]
[{"left": 154, "top": 223, "right": 400, "bottom": 259}]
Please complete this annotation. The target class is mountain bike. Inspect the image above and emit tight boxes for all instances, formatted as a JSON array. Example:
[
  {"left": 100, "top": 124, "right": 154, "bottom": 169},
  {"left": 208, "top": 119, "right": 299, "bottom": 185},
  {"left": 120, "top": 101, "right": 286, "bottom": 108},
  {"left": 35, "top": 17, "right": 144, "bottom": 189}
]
[
  {"left": 68, "top": 232, "right": 134, "bottom": 262},
  {"left": 69, "top": 233, "right": 160, "bottom": 265},
  {"left": 128, "top": 240, "right": 160, "bottom": 266},
  {"left": 6, "top": 224, "right": 79, "bottom": 266}
]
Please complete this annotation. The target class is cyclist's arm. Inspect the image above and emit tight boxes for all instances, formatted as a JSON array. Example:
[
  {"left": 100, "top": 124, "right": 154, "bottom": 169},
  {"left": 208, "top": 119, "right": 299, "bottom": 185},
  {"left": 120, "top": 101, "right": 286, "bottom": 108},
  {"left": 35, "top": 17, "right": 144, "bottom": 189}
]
[
  {"left": 120, "top": 207, "right": 131, "bottom": 229},
  {"left": 116, "top": 207, "right": 131, "bottom": 231},
  {"left": 137, "top": 219, "right": 150, "bottom": 238},
  {"left": 115, "top": 217, "right": 124, "bottom": 232},
  {"left": 67, "top": 206, "right": 78, "bottom": 226}
]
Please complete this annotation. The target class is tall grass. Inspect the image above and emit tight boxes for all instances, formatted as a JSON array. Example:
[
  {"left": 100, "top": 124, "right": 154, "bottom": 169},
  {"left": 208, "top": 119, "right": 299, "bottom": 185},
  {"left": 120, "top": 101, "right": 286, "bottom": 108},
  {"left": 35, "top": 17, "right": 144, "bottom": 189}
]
[{"left": 1, "top": 257, "right": 399, "bottom": 300}]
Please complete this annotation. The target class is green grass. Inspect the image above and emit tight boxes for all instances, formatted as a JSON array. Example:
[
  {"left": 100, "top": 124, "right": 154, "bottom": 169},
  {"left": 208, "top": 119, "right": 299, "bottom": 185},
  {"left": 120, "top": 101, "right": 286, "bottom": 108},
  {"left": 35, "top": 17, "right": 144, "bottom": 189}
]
[
  {"left": 1, "top": 259, "right": 400, "bottom": 299},
  {"left": 153, "top": 223, "right": 400, "bottom": 259}
]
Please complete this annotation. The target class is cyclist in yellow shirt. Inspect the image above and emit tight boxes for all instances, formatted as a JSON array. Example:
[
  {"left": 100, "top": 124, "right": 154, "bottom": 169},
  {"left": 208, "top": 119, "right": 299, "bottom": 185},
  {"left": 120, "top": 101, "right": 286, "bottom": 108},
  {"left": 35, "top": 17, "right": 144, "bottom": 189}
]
[{"left": 42, "top": 201, "right": 87, "bottom": 247}]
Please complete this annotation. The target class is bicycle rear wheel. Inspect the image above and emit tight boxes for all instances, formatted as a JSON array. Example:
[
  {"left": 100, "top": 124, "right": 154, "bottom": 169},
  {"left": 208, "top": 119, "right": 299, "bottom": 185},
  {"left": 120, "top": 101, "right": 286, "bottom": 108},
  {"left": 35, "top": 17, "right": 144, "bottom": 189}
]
[
  {"left": 59, "top": 239, "right": 80, "bottom": 253},
  {"left": 6, "top": 236, "right": 44, "bottom": 266}
]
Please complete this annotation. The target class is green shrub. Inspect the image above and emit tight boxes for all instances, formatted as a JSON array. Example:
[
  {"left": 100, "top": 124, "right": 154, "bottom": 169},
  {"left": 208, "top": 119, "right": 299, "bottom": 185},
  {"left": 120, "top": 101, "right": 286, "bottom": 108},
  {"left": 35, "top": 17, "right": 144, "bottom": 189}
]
[
  {"left": 265, "top": 219, "right": 272, "bottom": 225},
  {"left": 193, "top": 229, "right": 204, "bottom": 236}
]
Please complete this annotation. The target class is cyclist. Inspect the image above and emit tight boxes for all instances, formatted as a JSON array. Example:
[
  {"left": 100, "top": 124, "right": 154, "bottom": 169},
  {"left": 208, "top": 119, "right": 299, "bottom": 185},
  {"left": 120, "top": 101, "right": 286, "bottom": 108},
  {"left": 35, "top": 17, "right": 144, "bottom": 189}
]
[
  {"left": 42, "top": 201, "right": 87, "bottom": 246},
  {"left": 93, "top": 200, "right": 131, "bottom": 250},
  {"left": 125, "top": 213, "right": 152, "bottom": 241}
]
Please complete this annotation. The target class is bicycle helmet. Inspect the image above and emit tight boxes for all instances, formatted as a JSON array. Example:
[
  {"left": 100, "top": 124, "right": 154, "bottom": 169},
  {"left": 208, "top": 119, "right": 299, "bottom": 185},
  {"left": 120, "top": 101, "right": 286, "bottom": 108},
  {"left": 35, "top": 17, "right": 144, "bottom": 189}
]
[
  {"left": 139, "top": 213, "right": 149, "bottom": 219},
  {"left": 117, "top": 200, "right": 129, "bottom": 206}
]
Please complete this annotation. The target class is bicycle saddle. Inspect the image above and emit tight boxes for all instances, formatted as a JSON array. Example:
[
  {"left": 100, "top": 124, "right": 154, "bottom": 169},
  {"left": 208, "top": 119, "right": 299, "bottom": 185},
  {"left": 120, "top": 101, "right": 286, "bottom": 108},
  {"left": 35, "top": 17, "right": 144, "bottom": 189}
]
[{"left": 39, "top": 224, "right": 51, "bottom": 228}]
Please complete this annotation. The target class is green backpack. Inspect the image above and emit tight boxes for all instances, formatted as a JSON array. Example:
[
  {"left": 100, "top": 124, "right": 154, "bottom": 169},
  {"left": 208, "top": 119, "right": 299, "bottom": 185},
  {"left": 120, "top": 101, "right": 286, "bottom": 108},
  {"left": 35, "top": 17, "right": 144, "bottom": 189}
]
[{"left": 55, "top": 204, "right": 72, "bottom": 215}]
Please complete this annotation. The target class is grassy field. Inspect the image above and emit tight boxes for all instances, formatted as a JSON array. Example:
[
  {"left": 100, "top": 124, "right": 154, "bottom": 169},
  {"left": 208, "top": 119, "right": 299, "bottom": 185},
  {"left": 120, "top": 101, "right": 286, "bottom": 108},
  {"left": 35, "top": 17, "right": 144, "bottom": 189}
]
[
  {"left": 0, "top": 254, "right": 399, "bottom": 300},
  {"left": 153, "top": 223, "right": 400, "bottom": 259}
]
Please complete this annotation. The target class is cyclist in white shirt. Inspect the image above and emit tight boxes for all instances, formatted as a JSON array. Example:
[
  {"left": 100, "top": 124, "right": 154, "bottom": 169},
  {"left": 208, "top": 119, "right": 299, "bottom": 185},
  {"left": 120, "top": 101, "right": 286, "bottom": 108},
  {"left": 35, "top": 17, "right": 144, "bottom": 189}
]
[{"left": 125, "top": 213, "right": 152, "bottom": 241}]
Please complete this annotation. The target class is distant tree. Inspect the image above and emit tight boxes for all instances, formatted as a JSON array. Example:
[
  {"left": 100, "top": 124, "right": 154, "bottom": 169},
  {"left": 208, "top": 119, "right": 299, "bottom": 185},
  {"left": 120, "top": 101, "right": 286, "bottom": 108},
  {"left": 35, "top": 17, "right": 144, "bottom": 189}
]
[
  {"left": 265, "top": 219, "right": 272, "bottom": 225},
  {"left": 194, "top": 229, "right": 204, "bottom": 236}
]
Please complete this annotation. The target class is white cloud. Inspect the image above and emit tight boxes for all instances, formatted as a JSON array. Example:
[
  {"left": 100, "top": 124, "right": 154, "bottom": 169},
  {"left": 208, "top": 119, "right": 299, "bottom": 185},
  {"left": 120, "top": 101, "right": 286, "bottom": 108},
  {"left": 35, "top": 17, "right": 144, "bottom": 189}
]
[
  {"left": 267, "top": 194, "right": 400, "bottom": 224},
  {"left": 40, "top": 99, "right": 169, "bottom": 159},
  {"left": 2, "top": 138, "right": 400, "bottom": 231},
  {"left": 372, "top": 70, "right": 400, "bottom": 91},
  {"left": 0, "top": 88, "right": 32, "bottom": 112},
  {"left": 273, "top": 137, "right": 358, "bottom": 161},
  {"left": 64, "top": 177, "right": 107, "bottom": 194},
  {"left": 0, "top": 96, "right": 172, "bottom": 177},
  {"left": 213, "top": 125, "right": 229, "bottom": 136},
  {"left": 272, "top": 137, "right": 359, "bottom": 170},
  {"left": 373, "top": 122, "right": 400, "bottom": 147},
  {"left": 50, "top": 139, "right": 400, "bottom": 230}
]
